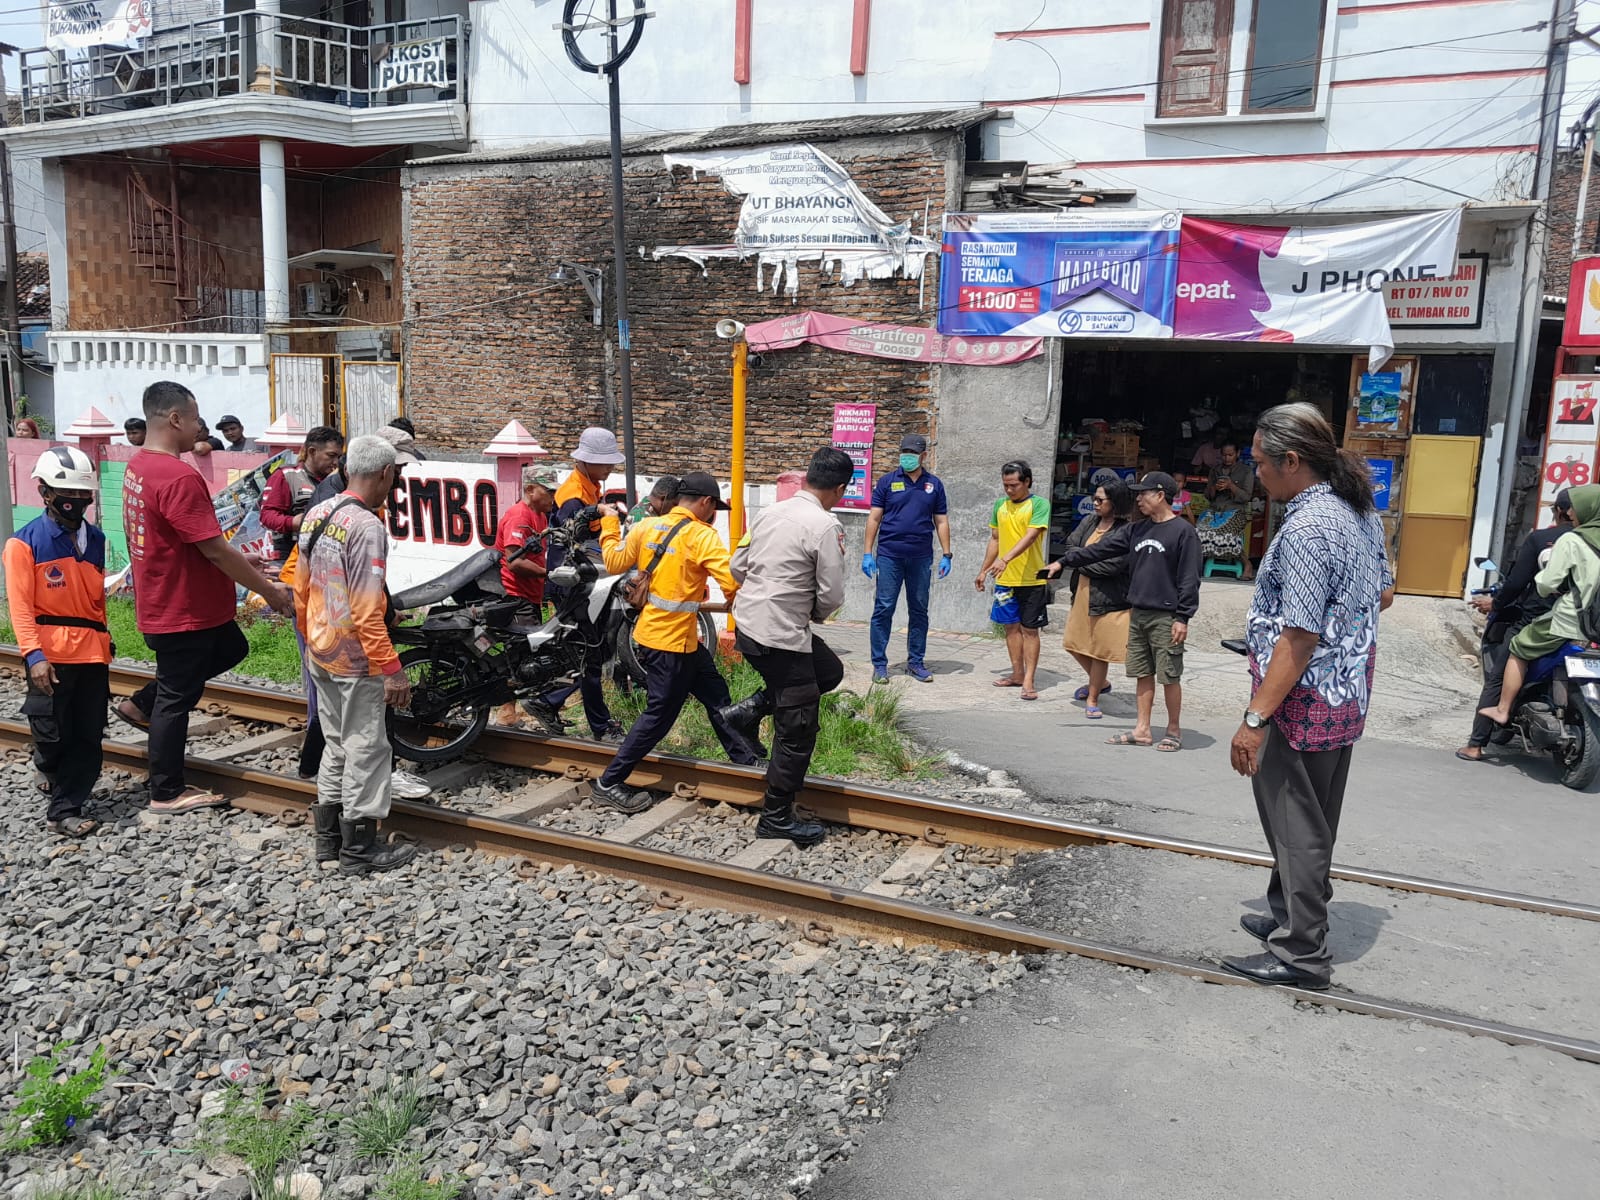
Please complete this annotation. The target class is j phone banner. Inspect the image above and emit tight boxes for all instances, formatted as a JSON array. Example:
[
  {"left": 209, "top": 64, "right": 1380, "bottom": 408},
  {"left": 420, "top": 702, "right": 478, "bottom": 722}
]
[
  {"left": 937, "top": 210, "right": 1181, "bottom": 339},
  {"left": 1172, "top": 210, "right": 1462, "bottom": 368}
]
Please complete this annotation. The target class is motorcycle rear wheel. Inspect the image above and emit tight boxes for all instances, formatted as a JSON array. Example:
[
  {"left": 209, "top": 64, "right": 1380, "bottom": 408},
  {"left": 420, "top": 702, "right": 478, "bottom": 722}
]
[
  {"left": 1558, "top": 702, "right": 1600, "bottom": 791},
  {"left": 617, "top": 609, "right": 720, "bottom": 685},
  {"left": 386, "top": 647, "right": 490, "bottom": 766}
]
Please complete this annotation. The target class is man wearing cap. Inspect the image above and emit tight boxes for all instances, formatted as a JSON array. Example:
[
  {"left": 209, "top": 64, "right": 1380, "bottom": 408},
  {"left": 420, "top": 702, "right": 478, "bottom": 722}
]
[
  {"left": 587, "top": 471, "right": 764, "bottom": 812},
  {"left": 863, "top": 434, "right": 952, "bottom": 684},
  {"left": 492, "top": 462, "right": 561, "bottom": 731},
  {"left": 538, "top": 427, "right": 629, "bottom": 742},
  {"left": 1048, "top": 470, "right": 1201, "bottom": 752},
  {"left": 216, "top": 415, "right": 257, "bottom": 453}
]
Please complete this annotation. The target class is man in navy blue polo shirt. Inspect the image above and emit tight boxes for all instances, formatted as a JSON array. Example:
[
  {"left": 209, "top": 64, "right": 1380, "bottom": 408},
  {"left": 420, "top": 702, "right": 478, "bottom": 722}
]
[{"left": 863, "top": 434, "right": 953, "bottom": 683}]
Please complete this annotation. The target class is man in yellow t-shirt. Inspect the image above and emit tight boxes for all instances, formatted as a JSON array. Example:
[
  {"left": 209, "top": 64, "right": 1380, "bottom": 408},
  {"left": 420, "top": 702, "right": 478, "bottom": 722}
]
[{"left": 977, "top": 460, "right": 1052, "bottom": 700}]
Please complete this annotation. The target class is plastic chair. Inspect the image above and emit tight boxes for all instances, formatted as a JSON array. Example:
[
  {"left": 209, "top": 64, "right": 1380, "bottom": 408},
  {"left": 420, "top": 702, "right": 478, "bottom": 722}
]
[{"left": 1203, "top": 558, "right": 1245, "bottom": 579}]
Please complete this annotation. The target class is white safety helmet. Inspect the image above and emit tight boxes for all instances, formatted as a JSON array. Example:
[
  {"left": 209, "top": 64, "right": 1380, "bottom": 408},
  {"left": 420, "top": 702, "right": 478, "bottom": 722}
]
[{"left": 31, "top": 445, "right": 98, "bottom": 491}]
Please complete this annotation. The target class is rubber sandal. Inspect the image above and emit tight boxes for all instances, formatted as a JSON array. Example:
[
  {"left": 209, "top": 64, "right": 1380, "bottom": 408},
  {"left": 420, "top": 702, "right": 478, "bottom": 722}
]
[
  {"left": 1106, "top": 733, "right": 1151, "bottom": 747},
  {"left": 149, "top": 788, "right": 230, "bottom": 814},
  {"left": 1020, "top": 689, "right": 1039, "bottom": 701},
  {"left": 1155, "top": 736, "right": 1183, "bottom": 753},
  {"left": 993, "top": 678, "right": 1022, "bottom": 688},
  {"left": 1085, "top": 705, "right": 1103, "bottom": 720},
  {"left": 113, "top": 701, "right": 151, "bottom": 732},
  {"left": 1454, "top": 749, "right": 1486, "bottom": 762},
  {"left": 1073, "top": 685, "right": 1090, "bottom": 701},
  {"left": 47, "top": 816, "right": 99, "bottom": 838}
]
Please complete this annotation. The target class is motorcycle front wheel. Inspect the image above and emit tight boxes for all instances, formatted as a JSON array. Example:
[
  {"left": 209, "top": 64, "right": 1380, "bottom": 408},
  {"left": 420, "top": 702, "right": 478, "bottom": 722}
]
[
  {"left": 617, "top": 609, "right": 720, "bottom": 685},
  {"left": 1558, "top": 701, "right": 1600, "bottom": 791},
  {"left": 386, "top": 646, "right": 490, "bottom": 766}
]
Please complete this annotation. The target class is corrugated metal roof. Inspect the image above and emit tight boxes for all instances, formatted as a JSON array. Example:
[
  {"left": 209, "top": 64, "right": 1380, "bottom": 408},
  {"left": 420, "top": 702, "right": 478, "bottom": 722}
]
[{"left": 410, "top": 107, "right": 999, "bottom": 168}]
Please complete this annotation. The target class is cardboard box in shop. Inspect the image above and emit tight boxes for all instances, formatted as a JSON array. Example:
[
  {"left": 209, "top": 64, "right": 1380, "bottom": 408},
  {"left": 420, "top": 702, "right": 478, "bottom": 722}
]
[{"left": 1090, "top": 431, "right": 1140, "bottom": 466}]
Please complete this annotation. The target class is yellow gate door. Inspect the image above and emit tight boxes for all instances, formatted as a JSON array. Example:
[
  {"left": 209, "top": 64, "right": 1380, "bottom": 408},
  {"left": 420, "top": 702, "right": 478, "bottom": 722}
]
[{"left": 1396, "top": 434, "right": 1482, "bottom": 597}]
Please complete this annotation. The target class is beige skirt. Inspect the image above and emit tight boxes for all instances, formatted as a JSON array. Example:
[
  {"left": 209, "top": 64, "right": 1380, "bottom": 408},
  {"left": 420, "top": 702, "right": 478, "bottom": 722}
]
[{"left": 1062, "top": 577, "right": 1129, "bottom": 663}]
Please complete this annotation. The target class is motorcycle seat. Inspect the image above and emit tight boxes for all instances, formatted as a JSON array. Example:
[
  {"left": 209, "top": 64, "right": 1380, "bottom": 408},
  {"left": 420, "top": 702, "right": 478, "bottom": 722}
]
[{"left": 392, "top": 548, "right": 503, "bottom": 610}]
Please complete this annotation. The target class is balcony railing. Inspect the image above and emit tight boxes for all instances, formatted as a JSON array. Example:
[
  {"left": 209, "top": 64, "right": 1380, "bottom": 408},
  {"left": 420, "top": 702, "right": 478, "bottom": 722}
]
[{"left": 16, "top": 11, "right": 465, "bottom": 124}]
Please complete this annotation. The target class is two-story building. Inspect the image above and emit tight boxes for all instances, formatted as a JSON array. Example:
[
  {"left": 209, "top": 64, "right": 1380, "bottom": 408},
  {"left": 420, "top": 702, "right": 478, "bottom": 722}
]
[{"left": 2, "top": 0, "right": 470, "bottom": 436}]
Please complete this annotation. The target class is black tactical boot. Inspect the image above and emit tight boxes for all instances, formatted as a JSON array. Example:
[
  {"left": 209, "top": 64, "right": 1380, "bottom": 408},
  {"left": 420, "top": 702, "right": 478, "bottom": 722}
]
[
  {"left": 754, "top": 790, "right": 825, "bottom": 848},
  {"left": 717, "top": 690, "right": 772, "bottom": 748},
  {"left": 338, "top": 817, "right": 419, "bottom": 875},
  {"left": 310, "top": 803, "right": 342, "bottom": 864},
  {"left": 590, "top": 779, "right": 654, "bottom": 814}
]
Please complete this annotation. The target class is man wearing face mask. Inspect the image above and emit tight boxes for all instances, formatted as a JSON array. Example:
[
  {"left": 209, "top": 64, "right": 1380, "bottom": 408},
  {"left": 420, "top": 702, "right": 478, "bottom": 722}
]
[
  {"left": 862, "top": 434, "right": 952, "bottom": 684},
  {"left": 3, "top": 447, "right": 114, "bottom": 837}
]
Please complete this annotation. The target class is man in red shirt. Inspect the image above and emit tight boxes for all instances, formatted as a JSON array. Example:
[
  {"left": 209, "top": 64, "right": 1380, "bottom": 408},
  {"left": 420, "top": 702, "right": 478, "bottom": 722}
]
[
  {"left": 116, "top": 381, "right": 293, "bottom": 813},
  {"left": 260, "top": 425, "right": 345, "bottom": 570},
  {"left": 492, "top": 463, "right": 559, "bottom": 729}
]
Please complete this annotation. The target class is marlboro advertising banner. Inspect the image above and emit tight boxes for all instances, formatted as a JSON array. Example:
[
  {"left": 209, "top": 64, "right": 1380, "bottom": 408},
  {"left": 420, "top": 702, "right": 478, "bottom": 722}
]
[
  {"left": 1171, "top": 209, "right": 1462, "bottom": 368},
  {"left": 938, "top": 210, "right": 1181, "bottom": 339},
  {"left": 744, "top": 310, "right": 1043, "bottom": 365}
]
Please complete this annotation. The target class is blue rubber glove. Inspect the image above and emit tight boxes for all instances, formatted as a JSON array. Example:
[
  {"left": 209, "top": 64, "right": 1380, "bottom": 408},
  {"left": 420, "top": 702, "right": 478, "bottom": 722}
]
[
  {"left": 861, "top": 552, "right": 878, "bottom": 578},
  {"left": 938, "top": 554, "right": 952, "bottom": 580}
]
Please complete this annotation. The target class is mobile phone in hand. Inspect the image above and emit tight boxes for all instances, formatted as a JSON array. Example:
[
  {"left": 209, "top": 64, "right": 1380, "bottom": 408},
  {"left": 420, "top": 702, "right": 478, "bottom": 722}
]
[{"left": 1036, "top": 569, "right": 1053, "bottom": 580}]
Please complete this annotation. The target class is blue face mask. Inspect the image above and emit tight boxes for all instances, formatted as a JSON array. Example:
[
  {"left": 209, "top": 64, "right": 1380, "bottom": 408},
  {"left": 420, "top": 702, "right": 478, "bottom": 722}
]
[{"left": 899, "top": 454, "right": 921, "bottom": 472}]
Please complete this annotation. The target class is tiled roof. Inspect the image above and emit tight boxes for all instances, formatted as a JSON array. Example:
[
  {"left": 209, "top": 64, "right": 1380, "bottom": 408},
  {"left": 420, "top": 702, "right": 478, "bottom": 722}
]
[
  {"left": 411, "top": 107, "right": 999, "bottom": 167},
  {"left": 15, "top": 252, "right": 50, "bottom": 319}
]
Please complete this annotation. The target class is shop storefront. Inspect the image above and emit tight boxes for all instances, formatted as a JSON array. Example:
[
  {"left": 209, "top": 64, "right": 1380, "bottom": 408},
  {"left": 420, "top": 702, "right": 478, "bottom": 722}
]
[{"left": 1047, "top": 345, "right": 1495, "bottom": 596}]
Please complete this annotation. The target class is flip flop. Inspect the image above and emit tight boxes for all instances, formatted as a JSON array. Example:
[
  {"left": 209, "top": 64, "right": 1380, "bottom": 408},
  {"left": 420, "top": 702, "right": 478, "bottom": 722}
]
[
  {"left": 993, "top": 678, "right": 1022, "bottom": 688},
  {"left": 1021, "top": 689, "right": 1039, "bottom": 701},
  {"left": 1155, "top": 736, "right": 1183, "bottom": 753},
  {"left": 47, "top": 816, "right": 99, "bottom": 838},
  {"left": 1072, "top": 684, "right": 1112, "bottom": 702},
  {"left": 1106, "top": 732, "right": 1151, "bottom": 747},
  {"left": 1085, "top": 705, "right": 1103, "bottom": 720},
  {"left": 1454, "top": 749, "right": 1486, "bottom": 762},
  {"left": 113, "top": 700, "right": 151, "bottom": 732}
]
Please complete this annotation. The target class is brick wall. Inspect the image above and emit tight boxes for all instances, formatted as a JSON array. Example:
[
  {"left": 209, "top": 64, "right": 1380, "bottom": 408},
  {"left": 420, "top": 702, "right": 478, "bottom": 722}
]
[
  {"left": 403, "top": 134, "right": 959, "bottom": 479},
  {"left": 1545, "top": 149, "right": 1599, "bottom": 298}
]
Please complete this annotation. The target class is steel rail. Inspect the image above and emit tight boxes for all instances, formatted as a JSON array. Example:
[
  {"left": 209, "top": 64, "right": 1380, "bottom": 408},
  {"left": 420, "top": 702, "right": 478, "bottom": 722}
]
[
  {"left": 3, "top": 649, "right": 1596, "bottom": 922},
  {"left": 2, "top": 717, "right": 1596, "bottom": 1065}
]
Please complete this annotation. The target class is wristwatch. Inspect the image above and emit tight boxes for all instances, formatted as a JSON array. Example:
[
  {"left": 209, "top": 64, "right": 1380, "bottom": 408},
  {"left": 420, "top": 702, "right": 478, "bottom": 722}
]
[{"left": 1243, "top": 709, "right": 1271, "bottom": 730}]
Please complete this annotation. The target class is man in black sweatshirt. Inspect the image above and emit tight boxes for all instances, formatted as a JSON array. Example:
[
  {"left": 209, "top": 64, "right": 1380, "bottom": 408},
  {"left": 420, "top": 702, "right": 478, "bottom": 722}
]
[{"left": 1048, "top": 471, "right": 1201, "bottom": 751}]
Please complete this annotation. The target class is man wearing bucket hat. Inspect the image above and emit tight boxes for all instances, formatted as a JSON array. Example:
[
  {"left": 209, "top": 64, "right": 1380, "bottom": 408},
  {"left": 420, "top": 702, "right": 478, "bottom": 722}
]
[{"left": 537, "top": 427, "right": 630, "bottom": 741}]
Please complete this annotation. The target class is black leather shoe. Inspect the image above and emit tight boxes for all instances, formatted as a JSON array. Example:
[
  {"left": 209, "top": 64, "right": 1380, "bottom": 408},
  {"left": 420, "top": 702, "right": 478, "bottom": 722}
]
[
  {"left": 591, "top": 779, "right": 654, "bottom": 814},
  {"left": 754, "top": 789, "right": 826, "bottom": 848},
  {"left": 1221, "top": 952, "right": 1329, "bottom": 991},
  {"left": 717, "top": 691, "right": 771, "bottom": 746},
  {"left": 1239, "top": 913, "right": 1276, "bottom": 942}
]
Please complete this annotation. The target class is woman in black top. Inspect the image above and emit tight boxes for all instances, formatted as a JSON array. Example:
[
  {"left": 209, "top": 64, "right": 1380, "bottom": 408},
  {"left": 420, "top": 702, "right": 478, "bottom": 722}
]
[{"left": 1059, "top": 480, "right": 1133, "bottom": 718}]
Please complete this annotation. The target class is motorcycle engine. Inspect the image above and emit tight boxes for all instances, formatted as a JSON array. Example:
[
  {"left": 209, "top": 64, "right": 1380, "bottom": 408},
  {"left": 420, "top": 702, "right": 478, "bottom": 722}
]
[{"left": 1519, "top": 701, "right": 1564, "bottom": 748}]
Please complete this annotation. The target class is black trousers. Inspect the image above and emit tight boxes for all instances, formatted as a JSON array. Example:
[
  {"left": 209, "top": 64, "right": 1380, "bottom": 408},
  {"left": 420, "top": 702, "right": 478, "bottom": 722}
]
[
  {"left": 540, "top": 597, "right": 613, "bottom": 735},
  {"left": 600, "top": 645, "right": 762, "bottom": 787},
  {"left": 735, "top": 631, "right": 845, "bottom": 796},
  {"left": 1468, "top": 632, "right": 1511, "bottom": 747},
  {"left": 130, "top": 621, "right": 249, "bottom": 802},
  {"left": 23, "top": 662, "right": 109, "bottom": 820},
  {"left": 1252, "top": 723, "right": 1354, "bottom": 984}
]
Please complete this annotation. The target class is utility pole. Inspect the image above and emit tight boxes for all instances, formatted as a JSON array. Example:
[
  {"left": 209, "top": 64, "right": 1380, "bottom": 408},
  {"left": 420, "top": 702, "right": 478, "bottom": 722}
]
[
  {"left": 560, "top": 0, "right": 650, "bottom": 507},
  {"left": 0, "top": 41, "right": 20, "bottom": 586}
]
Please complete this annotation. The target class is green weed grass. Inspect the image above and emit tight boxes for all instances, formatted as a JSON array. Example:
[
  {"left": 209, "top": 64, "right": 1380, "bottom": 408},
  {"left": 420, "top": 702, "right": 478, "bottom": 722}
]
[
  {"left": 201, "top": 1087, "right": 323, "bottom": 1200},
  {"left": 0, "top": 597, "right": 304, "bottom": 685},
  {"left": 0, "top": 1042, "right": 115, "bottom": 1157},
  {"left": 604, "top": 651, "right": 936, "bottom": 779},
  {"left": 346, "top": 1076, "right": 431, "bottom": 1163}
]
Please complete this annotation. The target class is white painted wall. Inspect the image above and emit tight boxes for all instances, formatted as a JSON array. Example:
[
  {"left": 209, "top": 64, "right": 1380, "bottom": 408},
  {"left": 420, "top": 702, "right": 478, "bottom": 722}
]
[
  {"left": 467, "top": 0, "right": 1555, "bottom": 213},
  {"left": 48, "top": 332, "right": 272, "bottom": 439}
]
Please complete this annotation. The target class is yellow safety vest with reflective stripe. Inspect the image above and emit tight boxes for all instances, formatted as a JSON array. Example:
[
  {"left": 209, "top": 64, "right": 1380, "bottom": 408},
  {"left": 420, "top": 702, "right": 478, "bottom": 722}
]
[{"left": 599, "top": 507, "right": 738, "bottom": 653}]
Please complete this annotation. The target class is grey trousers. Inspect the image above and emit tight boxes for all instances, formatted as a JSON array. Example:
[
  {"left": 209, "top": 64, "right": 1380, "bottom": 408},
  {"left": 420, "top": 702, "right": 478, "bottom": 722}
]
[
  {"left": 1252, "top": 723, "right": 1353, "bottom": 984},
  {"left": 310, "top": 665, "right": 393, "bottom": 820}
]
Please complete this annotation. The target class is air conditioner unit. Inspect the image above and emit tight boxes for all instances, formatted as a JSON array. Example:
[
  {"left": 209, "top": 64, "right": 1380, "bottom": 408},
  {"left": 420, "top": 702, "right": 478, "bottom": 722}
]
[{"left": 299, "top": 282, "right": 330, "bottom": 314}]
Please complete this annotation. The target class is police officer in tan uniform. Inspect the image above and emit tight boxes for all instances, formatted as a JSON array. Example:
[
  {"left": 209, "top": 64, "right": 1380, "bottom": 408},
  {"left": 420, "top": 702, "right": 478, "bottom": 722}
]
[{"left": 719, "top": 448, "right": 853, "bottom": 846}]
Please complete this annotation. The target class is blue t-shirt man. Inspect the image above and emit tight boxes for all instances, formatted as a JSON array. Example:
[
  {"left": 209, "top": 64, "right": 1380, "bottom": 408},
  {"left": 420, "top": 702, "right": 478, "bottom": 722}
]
[{"left": 863, "top": 434, "right": 953, "bottom": 682}]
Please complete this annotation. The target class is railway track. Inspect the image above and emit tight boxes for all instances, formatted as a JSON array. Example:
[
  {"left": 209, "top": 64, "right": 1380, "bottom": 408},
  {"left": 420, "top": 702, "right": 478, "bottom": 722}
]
[
  {"left": 1, "top": 650, "right": 1597, "bottom": 1064},
  {"left": 5, "top": 650, "right": 1591, "bottom": 924}
]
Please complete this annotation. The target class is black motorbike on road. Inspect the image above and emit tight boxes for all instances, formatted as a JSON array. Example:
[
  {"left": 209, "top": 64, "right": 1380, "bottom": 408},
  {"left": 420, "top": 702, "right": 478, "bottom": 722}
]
[
  {"left": 384, "top": 511, "right": 631, "bottom": 765},
  {"left": 1471, "top": 558, "right": 1600, "bottom": 791}
]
